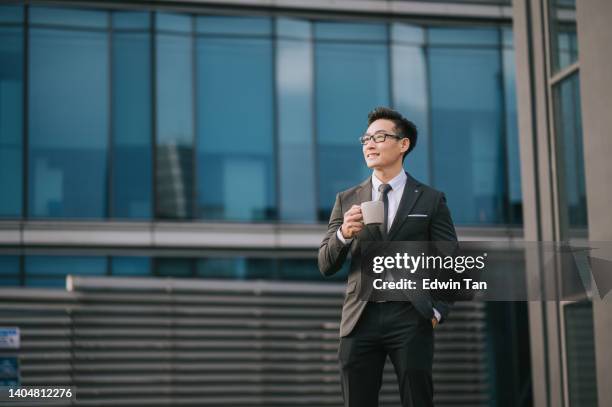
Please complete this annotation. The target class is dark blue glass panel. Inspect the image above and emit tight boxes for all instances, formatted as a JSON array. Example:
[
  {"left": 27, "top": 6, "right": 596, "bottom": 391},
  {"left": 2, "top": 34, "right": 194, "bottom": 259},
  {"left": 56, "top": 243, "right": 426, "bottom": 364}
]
[
  {"left": 155, "top": 12, "right": 191, "bottom": 33},
  {"left": 196, "top": 16, "right": 271, "bottom": 35},
  {"left": 197, "top": 258, "right": 278, "bottom": 279},
  {"left": 112, "top": 11, "right": 150, "bottom": 30},
  {"left": 0, "top": 256, "right": 19, "bottom": 275},
  {"left": 0, "top": 5, "right": 24, "bottom": 23},
  {"left": 111, "top": 257, "right": 151, "bottom": 276},
  {"left": 25, "top": 256, "right": 107, "bottom": 288},
  {"left": 28, "top": 26, "right": 109, "bottom": 218},
  {"left": 428, "top": 28, "right": 504, "bottom": 225},
  {"left": 0, "top": 26, "right": 23, "bottom": 217},
  {"left": 29, "top": 7, "right": 108, "bottom": 29},
  {"left": 277, "top": 19, "right": 316, "bottom": 222},
  {"left": 196, "top": 28, "right": 275, "bottom": 221},
  {"left": 391, "top": 24, "right": 430, "bottom": 184},
  {"left": 315, "top": 22, "right": 390, "bottom": 220},
  {"left": 156, "top": 22, "right": 194, "bottom": 219},
  {"left": 0, "top": 256, "right": 20, "bottom": 286},
  {"left": 112, "top": 26, "right": 152, "bottom": 219},
  {"left": 314, "top": 22, "right": 387, "bottom": 41},
  {"left": 502, "top": 27, "right": 522, "bottom": 224},
  {"left": 428, "top": 27, "right": 499, "bottom": 46},
  {"left": 155, "top": 258, "right": 194, "bottom": 277},
  {"left": 554, "top": 74, "right": 587, "bottom": 229}
]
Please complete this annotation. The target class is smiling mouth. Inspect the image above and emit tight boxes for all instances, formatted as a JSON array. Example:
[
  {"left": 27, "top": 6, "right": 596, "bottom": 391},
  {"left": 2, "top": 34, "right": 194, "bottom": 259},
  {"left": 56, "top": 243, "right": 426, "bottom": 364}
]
[{"left": 366, "top": 153, "right": 380, "bottom": 159}]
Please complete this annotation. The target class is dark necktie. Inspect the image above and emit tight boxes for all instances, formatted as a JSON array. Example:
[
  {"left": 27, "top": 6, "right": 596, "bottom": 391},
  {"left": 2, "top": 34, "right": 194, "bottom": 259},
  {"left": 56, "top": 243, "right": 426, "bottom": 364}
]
[{"left": 378, "top": 183, "right": 392, "bottom": 238}]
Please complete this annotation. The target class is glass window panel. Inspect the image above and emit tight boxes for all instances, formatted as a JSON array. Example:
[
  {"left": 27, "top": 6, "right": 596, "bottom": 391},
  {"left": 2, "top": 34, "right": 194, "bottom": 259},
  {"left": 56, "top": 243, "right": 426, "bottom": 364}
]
[
  {"left": 155, "top": 258, "right": 195, "bottom": 277},
  {"left": 549, "top": 0, "right": 578, "bottom": 72},
  {"left": 314, "top": 22, "right": 387, "bottom": 42},
  {"left": 0, "top": 256, "right": 19, "bottom": 276},
  {"left": 391, "top": 24, "right": 429, "bottom": 184},
  {"left": 0, "top": 5, "right": 24, "bottom": 23},
  {"left": 29, "top": 6, "right": 108, "bottom": 29},
  {"left": 0, "top": 25, "right": 23, "bottom": 217},
  {"left": 502, "top": 27, "right": 522, "bottom": 224},
  {"left": 25, "top": 255, "right": 106, "bottom": 288},
  {"left": 29, "top": 26, "right": 109, "bottom": 218},
  {"left": 196, "top": 33, "right": 275, "bottom": 221},
  {"left": 428, "top": 28, "right": 504, "bottom": 224},
  {"left": 315, "top": 22, "right": 390, "bottom": 220},
  {"left": 428, "top": 27, "right": 499, "bottom": 47},
  {"left": 554, "top": 73, "right": 587, "bottom": 231},
  {"left": 277, "top": 17, "right": 310, "bottom": 40},
  {"left": 112, "top": 25, "right": 152, "bottom": 219},
  {"left": 155, "top": 12, "right": 191, "bottom": 33},
  {"left": 156, "top": 26, "right": 194, "bottom": 219},
  {"left": 197, "top": 258, "right": 278, "bottom": 279},
  {"left": 564, "top": 301, "right": 598, "bottom": 407},
  {"left": 112, "top": 11, "right": 150, "bottom": 30},
  {"left": 390, "top": 23, "right": 425, "bottom": 45},
  {"left": 111, "top": 257, "right": 151, "bottom": 276},
  {"left": 280, "top": 259, "right": 349, "bottom": 282},
  {"left": 196, "top": 16, "right": 271, "bottom": 36},
  {"left": 276, "top": 19, "right": 316, "bottom": 222}
]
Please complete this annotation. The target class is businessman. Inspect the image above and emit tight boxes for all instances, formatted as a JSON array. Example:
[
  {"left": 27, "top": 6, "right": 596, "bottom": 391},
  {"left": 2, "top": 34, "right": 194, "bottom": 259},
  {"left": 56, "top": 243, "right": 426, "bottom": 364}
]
[{"left": 318, "top": 107, "right": 457, "bottom": 407}]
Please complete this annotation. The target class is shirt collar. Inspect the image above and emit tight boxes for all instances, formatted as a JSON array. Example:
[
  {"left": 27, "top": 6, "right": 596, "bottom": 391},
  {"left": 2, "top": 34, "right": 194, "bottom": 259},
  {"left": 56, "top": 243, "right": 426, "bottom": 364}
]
[{"left": 372, "top": 170, "right": 407, "bottom": 193}]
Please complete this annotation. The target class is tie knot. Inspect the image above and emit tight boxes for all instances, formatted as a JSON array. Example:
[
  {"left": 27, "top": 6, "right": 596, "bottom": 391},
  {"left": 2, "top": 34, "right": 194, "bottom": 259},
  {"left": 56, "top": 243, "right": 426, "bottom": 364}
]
[{"left": 378, "top": 183, "right": 392, "bottom": 199}]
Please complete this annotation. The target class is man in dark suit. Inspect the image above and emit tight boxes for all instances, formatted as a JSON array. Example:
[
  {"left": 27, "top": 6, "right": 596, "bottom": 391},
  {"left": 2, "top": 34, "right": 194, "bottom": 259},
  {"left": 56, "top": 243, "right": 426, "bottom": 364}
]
[{"left": 318, "top": 107, "right": 457, "bottom": 407}]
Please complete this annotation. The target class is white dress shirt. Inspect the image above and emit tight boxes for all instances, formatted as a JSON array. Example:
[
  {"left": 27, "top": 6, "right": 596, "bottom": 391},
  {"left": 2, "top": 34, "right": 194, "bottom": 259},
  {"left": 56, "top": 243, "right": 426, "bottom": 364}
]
[{"left": 336, "top": 170, "right": 441, "bottom": 322}]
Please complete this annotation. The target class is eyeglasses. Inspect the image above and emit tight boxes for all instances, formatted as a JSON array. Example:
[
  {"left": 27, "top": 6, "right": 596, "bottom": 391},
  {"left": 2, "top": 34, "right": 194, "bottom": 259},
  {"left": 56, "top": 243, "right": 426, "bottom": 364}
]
[{"left": 359, "top": 132, "right": 403, "bottom": 145}]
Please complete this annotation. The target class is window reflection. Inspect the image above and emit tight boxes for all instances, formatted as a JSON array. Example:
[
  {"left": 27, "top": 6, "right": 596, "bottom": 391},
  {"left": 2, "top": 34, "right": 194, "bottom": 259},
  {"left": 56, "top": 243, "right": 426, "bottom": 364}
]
[
  {"left": 429, "top": 28, "right": 505, "bottom": 224},
  {"left": 315, "top": 22, "right": 390, "bottom": 221},
  {"left": 155, "top": 13, "right": 194, "bottom": 219},
  {"left": 549, "top": 0, "right": 578, "bottom": 72},
  {"left": 196, "top": 16, "right": 276, "bottom": 221},
  {"left": 111, "top": 12, "right": 152, "bottom": 219},
  {"left": 0, "top": 6, "right": 23, "bottom": 217},
  {"left": 28, "top": 8, "right": 109, "bottom": 218},
  {"left": 554, "top": 74, "right": 587, "bottom": 232}
]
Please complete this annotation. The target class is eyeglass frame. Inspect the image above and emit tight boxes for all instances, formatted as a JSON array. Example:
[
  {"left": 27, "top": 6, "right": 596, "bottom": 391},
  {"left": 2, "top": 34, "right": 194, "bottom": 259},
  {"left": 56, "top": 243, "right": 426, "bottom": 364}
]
[{"left": 359, "top": 132, "right": 405, "bottom": 145}]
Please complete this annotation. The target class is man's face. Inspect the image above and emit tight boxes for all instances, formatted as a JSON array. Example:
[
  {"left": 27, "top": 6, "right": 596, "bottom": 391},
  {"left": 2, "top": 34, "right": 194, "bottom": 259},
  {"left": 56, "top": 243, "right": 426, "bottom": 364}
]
[{"left": 362, "top": 119, "right": 409, "bottom": 170}]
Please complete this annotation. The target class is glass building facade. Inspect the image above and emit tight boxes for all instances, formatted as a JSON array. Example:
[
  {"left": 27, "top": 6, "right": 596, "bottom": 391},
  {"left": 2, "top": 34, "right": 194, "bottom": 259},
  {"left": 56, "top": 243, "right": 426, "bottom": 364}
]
[
  {"left": 0, "top": 4, "right": 520, "bottom": 223},
  {"left": 0, "top": 3, "right": 520, "bottom": 286}
]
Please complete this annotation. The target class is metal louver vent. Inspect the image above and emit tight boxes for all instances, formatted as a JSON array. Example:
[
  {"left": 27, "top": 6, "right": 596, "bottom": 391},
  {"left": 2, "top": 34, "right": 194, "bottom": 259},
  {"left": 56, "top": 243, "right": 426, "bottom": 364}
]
[{"left": 0, "top": 276, "right": 489, "bottom": 406}]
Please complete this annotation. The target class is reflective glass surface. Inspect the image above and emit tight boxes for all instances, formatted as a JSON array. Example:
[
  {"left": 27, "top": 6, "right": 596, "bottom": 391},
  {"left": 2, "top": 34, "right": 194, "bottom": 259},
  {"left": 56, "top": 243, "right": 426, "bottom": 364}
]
[
  {"left": 155, "top": 13, "right": 194, "bottom": 219},
  {"left": 0, "top": 8, "right": 23, "bottom": 217},
  {"left": 0, "top": 256, "right": 20, "bottom": 286},
  {"left": 549, "top": 0, "right": 578, "bottom": 72},
  {"left": 391, "top": 24, "right": 429, "bottom": 183},
  {"left": 25, "top": 255, "right": 107, "bottom": 287},
  {"left": 428, "top": 28, "right": 505, "bottom": 224},
  {"left": 502, "top": 28, "right": 522, "bottom": 224},
  {"left": 197, "top": 257, "right": 278, "bottom": 279},
  {"left": 28, "top": 8, "right": 109, "bottom": 218},
  {"left": 277, "top": 18, "right": 316, "bottom": 222},
  {"left": 111, "top": 256, "right": 151, "bottom": 276},
  {"left": 196, "top": 17, "right": 276, "bottom": 221},
  {"left": 0, "top": 5, "right": 523, "bottom": 227},
  {"left": 111, "top": 12, "right": 152, "bottom": 219},
  {"left": 554, "top": 73, "right": 587, "bottom": 230},
  {"left": 315, "top": 22, "right": 390, "bottom": 221}
]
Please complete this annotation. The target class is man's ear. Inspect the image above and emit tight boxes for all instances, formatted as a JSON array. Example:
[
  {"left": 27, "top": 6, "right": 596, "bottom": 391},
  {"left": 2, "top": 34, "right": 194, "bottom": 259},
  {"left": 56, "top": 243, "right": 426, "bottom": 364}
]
[{"left": 402, "top": 138, "right": 410, "bottom": 153}]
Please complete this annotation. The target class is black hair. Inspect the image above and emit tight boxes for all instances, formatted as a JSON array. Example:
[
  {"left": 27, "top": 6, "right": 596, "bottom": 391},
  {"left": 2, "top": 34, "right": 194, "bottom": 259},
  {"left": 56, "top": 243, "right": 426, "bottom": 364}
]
[{"left": 367, "top": 106, "right": 418, "bottom": 161}]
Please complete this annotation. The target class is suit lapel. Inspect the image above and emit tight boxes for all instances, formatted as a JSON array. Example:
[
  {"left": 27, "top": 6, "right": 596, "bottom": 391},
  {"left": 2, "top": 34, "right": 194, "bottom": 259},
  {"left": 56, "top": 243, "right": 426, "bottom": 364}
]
[
  {"left": 388, "top": 172, "right": 422, "bottom": 240},
  {"left": 355, "top": 177, "right": 383, "bottom": 241}
]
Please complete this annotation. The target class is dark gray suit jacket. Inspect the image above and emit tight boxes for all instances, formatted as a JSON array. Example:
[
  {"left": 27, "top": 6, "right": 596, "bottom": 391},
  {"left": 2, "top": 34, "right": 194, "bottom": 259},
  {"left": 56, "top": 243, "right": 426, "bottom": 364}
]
[{"left": 318, "top": 172, "right": 458, "bottom": 337}]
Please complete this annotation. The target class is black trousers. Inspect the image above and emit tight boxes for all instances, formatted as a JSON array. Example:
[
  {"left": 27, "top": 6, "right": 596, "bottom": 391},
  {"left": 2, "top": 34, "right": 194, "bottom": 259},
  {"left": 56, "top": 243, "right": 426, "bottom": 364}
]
[{"left": 338, "top": 302, "right": 434, "bottom": 407}]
